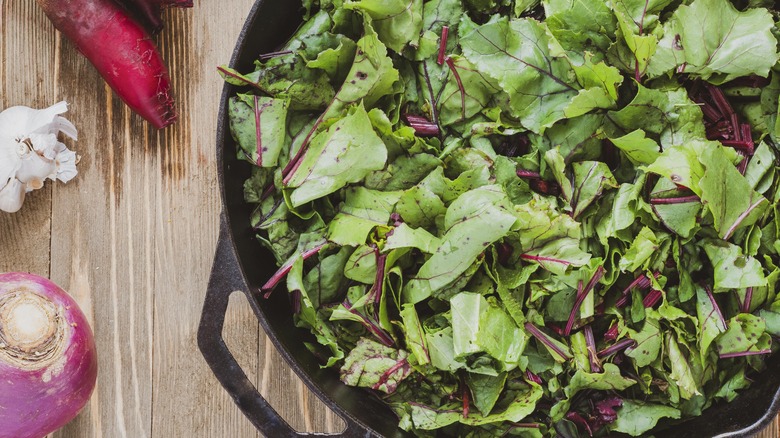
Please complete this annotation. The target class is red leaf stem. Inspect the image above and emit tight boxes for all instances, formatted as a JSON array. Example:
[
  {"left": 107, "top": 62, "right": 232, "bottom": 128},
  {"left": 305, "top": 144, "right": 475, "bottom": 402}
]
[
  {"left": 444, "top": 56, "right": 466, "bottom": 121},
  {"left": 597, "top": 338, "right": 637, "bottom": 359},
  {"left": 525, "top": 322, "right": 572, "bottom": 360},
  {"left": 437, "top": 26, "right": 449, "bottom": 66}
]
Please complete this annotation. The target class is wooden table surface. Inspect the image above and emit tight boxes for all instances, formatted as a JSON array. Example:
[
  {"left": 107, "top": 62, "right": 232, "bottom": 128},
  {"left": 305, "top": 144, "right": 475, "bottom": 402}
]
[{"left": 0, "top": 1, "right": 778, "bottom": 437}]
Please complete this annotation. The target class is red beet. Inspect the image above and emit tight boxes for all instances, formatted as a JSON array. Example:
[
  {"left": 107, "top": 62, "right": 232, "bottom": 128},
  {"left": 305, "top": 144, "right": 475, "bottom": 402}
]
[{"left": 37, "top": 0, "right": 177, "bottom": 129}]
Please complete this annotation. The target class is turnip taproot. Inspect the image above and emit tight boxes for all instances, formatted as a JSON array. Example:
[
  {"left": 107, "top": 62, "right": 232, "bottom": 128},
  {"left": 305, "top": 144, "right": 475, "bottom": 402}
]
[
  {"left": 0, "top": 273, "right": 97, "bottom": 438},
  {"left": 37, "top": 0, "right": 177, "bottom": 129}
]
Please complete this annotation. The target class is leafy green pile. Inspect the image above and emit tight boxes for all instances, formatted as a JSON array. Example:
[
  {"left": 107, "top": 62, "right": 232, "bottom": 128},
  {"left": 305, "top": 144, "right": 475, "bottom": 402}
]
[{"left": 221, "top": 0, "right": 780, "bottom": 436}]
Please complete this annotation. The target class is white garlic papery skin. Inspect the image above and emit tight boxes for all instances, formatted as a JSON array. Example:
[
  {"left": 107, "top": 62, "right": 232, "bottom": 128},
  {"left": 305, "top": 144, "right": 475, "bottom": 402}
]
[{"left": 0, "top": 102, "right": 79, "bottom": 213}]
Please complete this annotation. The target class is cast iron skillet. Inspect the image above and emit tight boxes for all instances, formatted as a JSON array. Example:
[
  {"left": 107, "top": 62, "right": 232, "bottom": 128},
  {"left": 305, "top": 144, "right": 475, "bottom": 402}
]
[{"left": 197, "top": 0, "right": 780, "bottom": 436}]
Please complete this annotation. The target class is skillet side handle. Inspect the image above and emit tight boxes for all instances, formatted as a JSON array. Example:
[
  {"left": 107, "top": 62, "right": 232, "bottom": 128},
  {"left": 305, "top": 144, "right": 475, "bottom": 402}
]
[
  {"left": 198, "top": 215, "right": 373, "bottom": 438},
  {"left": 198, "top": 215, "right": 299, "bottom": 437}
]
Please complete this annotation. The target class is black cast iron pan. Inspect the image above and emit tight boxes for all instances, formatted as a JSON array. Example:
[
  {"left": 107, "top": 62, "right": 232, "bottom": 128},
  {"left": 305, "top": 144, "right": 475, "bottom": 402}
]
[{"left": 197, "top": 0, "right": 780, "bottom": 436}]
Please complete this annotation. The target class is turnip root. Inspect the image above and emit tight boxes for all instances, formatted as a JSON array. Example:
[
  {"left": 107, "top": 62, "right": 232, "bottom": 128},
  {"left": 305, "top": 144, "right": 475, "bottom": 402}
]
[
  {"left": 0, "top": 273, "right": 97, "bottom": 438},
  {"left": 37, "top": 0, "right": 177, "bottom": 129}
]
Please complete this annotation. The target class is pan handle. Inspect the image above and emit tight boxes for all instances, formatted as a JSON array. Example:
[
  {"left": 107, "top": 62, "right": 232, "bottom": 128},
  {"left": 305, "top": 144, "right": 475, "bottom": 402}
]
[{"left": 198, "top": 214, "right": 373, "bottom": 438}]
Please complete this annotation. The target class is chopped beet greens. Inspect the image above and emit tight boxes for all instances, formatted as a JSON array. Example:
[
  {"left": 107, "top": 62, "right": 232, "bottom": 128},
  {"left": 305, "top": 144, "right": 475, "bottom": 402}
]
[{"left": 223, "top": 0, "right": 780, "bottom": 436}]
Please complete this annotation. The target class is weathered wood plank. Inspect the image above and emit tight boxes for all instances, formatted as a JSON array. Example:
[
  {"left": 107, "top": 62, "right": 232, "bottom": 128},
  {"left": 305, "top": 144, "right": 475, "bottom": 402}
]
[
  {"left": 0, "top": 0, "right": 55, "bottom": 276},
  {"left": 758, "top": 420, "right": 780, "bottom": 438},
  {"left": 46, "top": 12, "right": 154, "bottom": 438},
  {"left": 256, "top": 332, "right": 344, "bottom": 434},
  {"left": 1, "top": 0, "right": 778, "bottom": 437},
  {"left": 148, "top": 5, "right": 260, "bottom": 437}
]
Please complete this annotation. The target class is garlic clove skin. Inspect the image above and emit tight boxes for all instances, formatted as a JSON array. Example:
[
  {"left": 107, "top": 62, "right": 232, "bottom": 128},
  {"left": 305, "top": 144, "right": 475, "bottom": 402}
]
[
  {"left": 15, "top": 152, "right": 57, "bottom": 191},
  {"left": 0, "top": 140, "right": 21, "bottom": 189},
  {"left": 0, "top": 101, "right": 78, "bottom": 214},
  {"left": 0, "top": 178, "right": 26, "bottom": 213},
  {"left": 0, "top": 102, "right": 76, "bottom": 142},
  {"left": 27, "top": 133, "right": 60, "bottom": 160},
  {"left": 53, "top": 147, "right": 78, "bottom": 183},
  {"left": 53, "top": 116, "right": 78, "bottom": 141}
]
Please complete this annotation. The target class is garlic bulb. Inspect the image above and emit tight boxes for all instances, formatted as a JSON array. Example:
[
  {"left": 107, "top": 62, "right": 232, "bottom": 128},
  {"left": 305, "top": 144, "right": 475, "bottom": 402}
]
[{"left": 0, "top": 102, "right": 79, "bottom": 213}]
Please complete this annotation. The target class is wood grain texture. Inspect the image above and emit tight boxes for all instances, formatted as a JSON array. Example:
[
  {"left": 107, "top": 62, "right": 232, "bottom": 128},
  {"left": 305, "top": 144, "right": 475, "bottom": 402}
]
[
  {"left": 759, "top": 422, "right": 780, "bottom": 438},
  {"left": 0, "top": 0, "right": 778, "bottom": 437},
  {"left": 0, "top": 0, "right": 55, "bottom": 276}
]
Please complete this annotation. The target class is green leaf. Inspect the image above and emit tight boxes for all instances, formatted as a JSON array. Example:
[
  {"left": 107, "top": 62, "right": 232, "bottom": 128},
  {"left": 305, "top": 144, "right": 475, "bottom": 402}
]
[
  {"left": 762, "top": 71, "right": 780, "bottom": 143},
  {"left": 610, "top": 0, "right": 672, "bottom": 26},
  {"left": 566, "top": 59, "right": 624, "bottom": 117},
  {"left": 544, "top": 0, "right": 616, "bottom": 58},
  {"left": 328, "top": 187, "right": 402, "bottom": 246},
  {"left": 703, "top": 240, "right": 767, "bottom": 290},
  {"left": 340, "top": 337, "right": 412, "bottom": 393},
  {"left": 344, "top": 0, "right": 424, "bottom": 53},
  {"left": 515, "top": 0, "right": 539, "bottom": 15},
  {"left": 714, "top": 368, "right": 751, "bottom": 402},
  {"left": 419, "top": 166, "right": 492, "bottom": 203},
  {"left": 608, "top": 0, "right": 672, "bottom": 78},
  {"left": 467, "top": 372, "right": 507, "bottom": 416},
  {"left": 438, "top": 55, "right": 502, "bottom": 126},
  {"left": 569, "top": 160, "right": 618, "bottom": 218},
  {"left": 666, "top": 333, "right": 700, "bottom": 399},
  {"left": 716, "top": 313, "right": 768, "bottom": 356},
  {"left": 460, "top": 16, "right": 578, "bottom": 133},
  {"left": 395, "top": 185, "right": 447, "bottom": 229},
  {"left": 610, "top": 400, "right": 681, "bottom": 436},
  {"left": 307, "top": 35, "right": 358, "bottom": 83},
  {"left": 698, "top": 144, "right": 769, "bottom": 240},
  {"left": 385, "top": 223, "right": 441, "bottom": 253},
  {"left": 695, "top": 284, "right": 727, "bottom": 360},
  {"left": 303, "top": 247, "right": 352, "bottom": 307},
  {"left": 403, "top": 186, "right": 518, "bottom": 303},
  {"left": 609, "top": 129, "right": 661, "bottom": 165},
  {"left": 566, "top": 363, "right": 636, "bottom": 398},
  {"left": 426, "top": 327, "right": 462, "bottom": 372},
  {"left": 525, "top": 323, "right": 573, "bottom": 363},
  {"left": 658, "top": 207, "right": 702, "bottom": 240},
  {"left": 656, "top": 0, "right": 779, "bottom": 82},
  {"left": 619, "top": 227, "right": 662, "bottom": 272},
  {"left": 744, "top": 141, "right": 776, "bottom": 194},
  {"left": 609, "top": 85, "right": 706, "bottom": 149},
  {"left": 568, "top": 331, "right": 590, "bottom": 372},
  {"left": 477, "top": 300, "right": 528, "bottom": 367},
  {"left": 644, "top": 140, "right": 709, "bottom": 196},
  {"left": 625, "top": 316, "right": 662, "bottom": 367},
  {"left": 544, "top": 148, "right": 574, "bottom": 202},
  {"left": 323, "top": 23, "right": 400, "bottom": 120},
  {"left": 345, "top": 245, "right": 378, "bottom": 284},
  {"left": 401, "top": 383, "right": 542, "bottom": 429},
  {"left": 451, "top": 292, "right": 489, "bottom": 357},
  {"left": 400, "top": 304, "right": 430, "bottom": 365},
  {"left": 399, "top": 402, "right": 461, "bottom": 430},
  {"left": 598, "top": 176, "right": 652, "bottom": 242},
  {"left": 251, "top": 197, "right": 299, "bottom": 264},
  {"left": 288, "top": 256, "right": 344, "bottom": 367},
  {"left": 229, "top": 95, "right": 290, "bottom": 168},
  {"left": 460, "top": 383, "right": 542, "bottom": 425},
  {"left": 366, "top": 152, "right": 442, "bottom": 191},
  {"left": 533, "top": 114, "right": 605, "bottom": 163},
  {"left": 220, "top": 55, "right": 335, "bottom": 110},
  {"left": 512, "top": 194, "right": 591, "bottom": 274},
  {"left": 287, "top": 105, "right": 388, "bottom": 206}
]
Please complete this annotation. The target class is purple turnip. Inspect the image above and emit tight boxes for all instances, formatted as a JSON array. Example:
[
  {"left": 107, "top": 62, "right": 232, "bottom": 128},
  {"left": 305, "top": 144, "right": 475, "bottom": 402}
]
[{"left": 0, "top": 273, "right": 97, "bottom": 438}]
